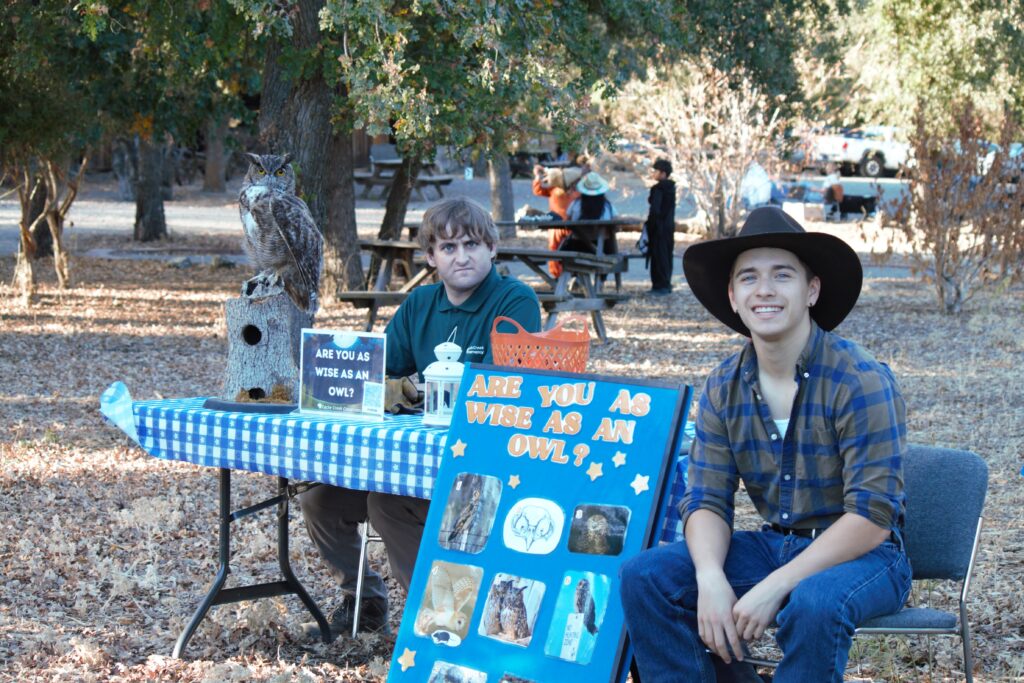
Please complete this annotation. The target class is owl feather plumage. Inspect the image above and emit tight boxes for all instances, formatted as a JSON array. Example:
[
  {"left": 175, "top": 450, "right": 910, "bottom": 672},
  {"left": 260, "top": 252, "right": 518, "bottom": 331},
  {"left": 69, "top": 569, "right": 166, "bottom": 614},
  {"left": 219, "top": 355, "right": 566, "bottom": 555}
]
[
  {"left": 574, "top": 578, "right": 598, "bottom": 635},
  {"left": 239, "top": 152, "right": 323, "bottom": 313},
  {"left": 446, "top": 488, "right": 481, "bottom": 545}
]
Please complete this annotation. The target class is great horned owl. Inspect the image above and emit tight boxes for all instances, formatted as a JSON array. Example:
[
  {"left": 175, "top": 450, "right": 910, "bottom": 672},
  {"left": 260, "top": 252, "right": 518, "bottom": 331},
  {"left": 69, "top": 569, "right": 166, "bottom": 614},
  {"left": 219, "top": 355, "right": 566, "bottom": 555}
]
[
  {"left": 574, "top": 578, "right": 598, "bottom": 635},
  {"left": 239, "top": 152, "right": 323, "bottom": 313},
  {"left": 482, "top": 579, "right": 531, "bottom": 641},
  {"left": 498, "top": 582, "right": 531, "bottom": 641},
  {"left": 581, "top": 513, "right": 611, "bottom": 555}
]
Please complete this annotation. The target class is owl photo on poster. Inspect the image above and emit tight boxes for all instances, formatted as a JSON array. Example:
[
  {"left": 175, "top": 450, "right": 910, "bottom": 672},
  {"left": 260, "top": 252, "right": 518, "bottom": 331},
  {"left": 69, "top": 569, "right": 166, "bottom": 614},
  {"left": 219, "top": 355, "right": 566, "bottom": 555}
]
[
  {"left": 438, "top": 473, "right": 502, "bottom": 554},
  {"left": 567, "top": 504, "right": 631, "bottom": 556}
]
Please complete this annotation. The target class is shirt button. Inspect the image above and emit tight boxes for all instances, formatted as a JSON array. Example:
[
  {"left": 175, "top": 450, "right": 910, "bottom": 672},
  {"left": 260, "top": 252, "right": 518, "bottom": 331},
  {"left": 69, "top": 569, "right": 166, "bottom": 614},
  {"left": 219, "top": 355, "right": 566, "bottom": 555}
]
[
  {"left": 784, "top": 474, "right": 792, "bottom": 481},
  {"left": 770, "top": 433, "right": 778, "bottom": 441},
  {"left": 782, "top": 512, "right": 790, "bottom": 520}
]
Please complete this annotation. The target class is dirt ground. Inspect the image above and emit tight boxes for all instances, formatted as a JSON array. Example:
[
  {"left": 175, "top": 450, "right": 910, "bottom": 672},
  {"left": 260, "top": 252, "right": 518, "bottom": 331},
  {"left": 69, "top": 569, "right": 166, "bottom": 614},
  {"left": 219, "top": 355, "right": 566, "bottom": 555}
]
[{"left": 0, "top": 180, "right": 1022, "bottom": 682}]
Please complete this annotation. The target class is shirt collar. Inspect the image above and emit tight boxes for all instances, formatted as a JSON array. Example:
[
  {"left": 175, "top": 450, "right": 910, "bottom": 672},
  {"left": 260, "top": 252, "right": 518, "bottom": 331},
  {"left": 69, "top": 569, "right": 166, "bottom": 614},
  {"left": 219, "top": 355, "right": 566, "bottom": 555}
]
[
  {"left": 437, "top": 265, "right": 499, "bottom": 313},
  {"left": 739, "top": 320, "right": 824, "bottom": 383}
]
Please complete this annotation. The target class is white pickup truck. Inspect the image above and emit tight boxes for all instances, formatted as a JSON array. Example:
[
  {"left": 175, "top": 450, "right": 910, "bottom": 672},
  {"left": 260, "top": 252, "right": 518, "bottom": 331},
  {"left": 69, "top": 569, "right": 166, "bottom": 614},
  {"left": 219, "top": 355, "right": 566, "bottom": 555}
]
[{"left": 811, "top": 126, "right": 910, "bottom": 178}]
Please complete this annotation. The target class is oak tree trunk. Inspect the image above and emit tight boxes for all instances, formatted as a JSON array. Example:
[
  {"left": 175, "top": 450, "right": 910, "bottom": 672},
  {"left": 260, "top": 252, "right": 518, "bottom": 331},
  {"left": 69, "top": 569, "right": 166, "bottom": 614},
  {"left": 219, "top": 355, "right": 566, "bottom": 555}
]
[
  {"left": 258, "top": 0, "right": 362, "bottom": 297},
  {"left": 203, "top": 114, "right": 228, "bottom": 193},
  {"left": 28, "top": 179, "right": 51, "bottom": 258},
  {"left": 134, "top": 136, "right": 168, "bottom": 241},
  {"left": 488, "top": 153, "right": 515, "bottom": 237}
]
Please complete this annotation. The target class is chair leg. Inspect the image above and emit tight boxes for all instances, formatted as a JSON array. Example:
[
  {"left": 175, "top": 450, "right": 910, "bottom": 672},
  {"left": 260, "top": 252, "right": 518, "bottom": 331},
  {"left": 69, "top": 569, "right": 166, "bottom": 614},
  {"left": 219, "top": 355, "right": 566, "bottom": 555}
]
[
  {"left": 353, "top": 522, "right": 370, "bottom": 638},
  {"left": 962, "top": 620, "right": 974, "bottom": 683}
]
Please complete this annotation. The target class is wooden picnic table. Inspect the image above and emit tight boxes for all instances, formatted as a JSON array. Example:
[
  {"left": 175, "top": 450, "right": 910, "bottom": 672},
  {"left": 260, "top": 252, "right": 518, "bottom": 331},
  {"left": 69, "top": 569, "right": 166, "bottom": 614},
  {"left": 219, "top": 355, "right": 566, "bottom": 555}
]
[
  {"left": 498, "top": 217, "right": 644, "bottom": 291},
  {"left": 334, "top": 239, "right": 434, "bottom": 331},
  {"left": 494, "top": 246, "right": 623, "bottom": 342},
  {"left": 353, "top": 159, "right": 455, "bottom": 202},
  {"left": 335, "top": 237, "right": 626, "bottom": 341}
]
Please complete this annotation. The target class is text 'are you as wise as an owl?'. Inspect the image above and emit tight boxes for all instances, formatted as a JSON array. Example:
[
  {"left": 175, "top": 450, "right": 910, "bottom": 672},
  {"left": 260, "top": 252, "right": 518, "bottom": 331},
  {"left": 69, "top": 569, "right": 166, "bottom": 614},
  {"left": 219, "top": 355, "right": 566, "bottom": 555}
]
[{"left": 464, "top": 376, "right": 651, "bottom": 469}]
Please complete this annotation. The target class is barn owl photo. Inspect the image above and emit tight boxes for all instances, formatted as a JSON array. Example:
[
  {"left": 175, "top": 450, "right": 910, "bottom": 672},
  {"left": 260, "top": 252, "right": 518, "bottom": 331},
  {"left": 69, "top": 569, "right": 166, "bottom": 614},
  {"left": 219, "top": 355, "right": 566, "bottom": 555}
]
[{"left": 238, "top": 152, "right": 322, "bottom": 314}]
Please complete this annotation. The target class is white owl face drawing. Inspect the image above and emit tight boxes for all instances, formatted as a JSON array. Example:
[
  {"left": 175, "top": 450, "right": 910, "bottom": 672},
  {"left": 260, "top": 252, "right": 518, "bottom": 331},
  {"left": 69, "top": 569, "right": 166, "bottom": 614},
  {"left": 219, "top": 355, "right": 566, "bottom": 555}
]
[{"left": 502, "top": 498, "right": 564, "bottom": 554}]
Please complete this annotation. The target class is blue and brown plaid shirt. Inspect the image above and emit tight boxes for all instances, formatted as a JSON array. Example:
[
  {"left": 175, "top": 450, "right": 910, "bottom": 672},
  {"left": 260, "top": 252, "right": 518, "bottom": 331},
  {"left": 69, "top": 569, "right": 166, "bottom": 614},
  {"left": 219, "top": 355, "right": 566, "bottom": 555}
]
[{"left": 681, "top": 322, "right": 906, "bottom": 533}]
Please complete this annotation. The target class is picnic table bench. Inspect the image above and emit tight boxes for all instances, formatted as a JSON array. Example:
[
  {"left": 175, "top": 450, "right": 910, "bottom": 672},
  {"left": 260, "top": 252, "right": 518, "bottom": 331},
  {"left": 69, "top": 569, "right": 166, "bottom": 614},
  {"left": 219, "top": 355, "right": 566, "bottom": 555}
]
[{"left": 333, "top": 239, "right": 627, "bottom": 341}]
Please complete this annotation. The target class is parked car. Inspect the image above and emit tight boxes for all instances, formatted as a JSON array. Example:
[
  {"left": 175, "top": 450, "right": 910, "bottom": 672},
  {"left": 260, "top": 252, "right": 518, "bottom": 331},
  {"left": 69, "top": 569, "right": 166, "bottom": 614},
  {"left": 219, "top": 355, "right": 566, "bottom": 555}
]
[{"left": 811, "top": 126, "right": 910, "bottom": 178}]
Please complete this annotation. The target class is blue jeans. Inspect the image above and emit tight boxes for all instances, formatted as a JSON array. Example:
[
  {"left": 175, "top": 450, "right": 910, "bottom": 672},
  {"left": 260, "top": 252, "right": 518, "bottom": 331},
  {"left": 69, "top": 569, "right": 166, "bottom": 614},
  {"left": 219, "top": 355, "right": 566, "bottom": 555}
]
[{"left": 620, "top": 527, "right": 912, "bottom": 683}]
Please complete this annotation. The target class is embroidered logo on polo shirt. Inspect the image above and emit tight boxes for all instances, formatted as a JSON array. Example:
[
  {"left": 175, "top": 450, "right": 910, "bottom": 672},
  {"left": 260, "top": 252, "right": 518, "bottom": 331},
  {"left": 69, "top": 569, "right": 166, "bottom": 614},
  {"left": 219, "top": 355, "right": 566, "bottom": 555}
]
[{"left": 466, "top": 345, "right": 485, "bottom": 357}]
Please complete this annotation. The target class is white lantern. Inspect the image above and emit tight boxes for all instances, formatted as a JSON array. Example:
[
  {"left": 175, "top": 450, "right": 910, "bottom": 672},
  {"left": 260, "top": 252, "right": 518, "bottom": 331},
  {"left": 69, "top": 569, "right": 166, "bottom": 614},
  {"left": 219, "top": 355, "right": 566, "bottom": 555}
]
[{"left": 422, "top": 331, "right": 464, "bottom": 427}]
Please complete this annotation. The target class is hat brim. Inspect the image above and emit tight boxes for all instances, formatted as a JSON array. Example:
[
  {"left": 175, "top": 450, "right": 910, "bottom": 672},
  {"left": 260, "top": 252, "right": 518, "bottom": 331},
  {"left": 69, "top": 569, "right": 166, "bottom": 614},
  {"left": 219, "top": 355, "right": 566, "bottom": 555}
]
[
  {"left": 682, "top": 231, "right": 863, "bottom": 336},
  {"left": 578, "top": 179, "right": 610, "bottom": 195}
]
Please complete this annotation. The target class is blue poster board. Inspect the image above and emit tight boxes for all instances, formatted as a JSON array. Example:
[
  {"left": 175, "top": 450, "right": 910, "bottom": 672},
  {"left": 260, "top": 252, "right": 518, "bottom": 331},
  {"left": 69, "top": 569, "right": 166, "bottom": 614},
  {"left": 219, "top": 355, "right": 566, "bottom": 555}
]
[{"left": 389, "top": 364, "right": 692, "bottom": 683}]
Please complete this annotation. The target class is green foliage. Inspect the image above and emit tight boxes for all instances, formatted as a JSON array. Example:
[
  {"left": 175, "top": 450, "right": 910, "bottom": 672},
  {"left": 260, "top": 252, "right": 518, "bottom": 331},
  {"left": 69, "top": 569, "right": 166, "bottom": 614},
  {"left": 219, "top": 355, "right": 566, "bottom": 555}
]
[
  {"left": 0, "top": 3, "right": 100, "bottom": 162},
  {"left": 815, "top": 0, "right": 1023, "bottom": 133},
  {"left": 76, "top": 0, "right": 260, "bottom": 143}
]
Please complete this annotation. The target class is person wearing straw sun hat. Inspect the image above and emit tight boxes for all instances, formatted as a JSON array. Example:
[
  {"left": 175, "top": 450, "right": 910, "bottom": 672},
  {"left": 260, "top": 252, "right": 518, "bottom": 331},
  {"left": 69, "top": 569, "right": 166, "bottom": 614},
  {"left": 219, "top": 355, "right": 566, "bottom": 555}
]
[
  {"left": 621, "top": 206, "right": 910, "bottom": 683},
  {"left": 566, "top": 171, "right": 616, "bottom": 221}
]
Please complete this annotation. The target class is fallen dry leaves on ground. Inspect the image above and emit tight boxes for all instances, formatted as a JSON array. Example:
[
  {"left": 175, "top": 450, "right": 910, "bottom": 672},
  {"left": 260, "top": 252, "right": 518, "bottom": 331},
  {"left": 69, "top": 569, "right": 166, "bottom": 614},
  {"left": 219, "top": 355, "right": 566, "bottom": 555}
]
[{"left": 1, "top": 229, "right": 1022, "bottom": 682}]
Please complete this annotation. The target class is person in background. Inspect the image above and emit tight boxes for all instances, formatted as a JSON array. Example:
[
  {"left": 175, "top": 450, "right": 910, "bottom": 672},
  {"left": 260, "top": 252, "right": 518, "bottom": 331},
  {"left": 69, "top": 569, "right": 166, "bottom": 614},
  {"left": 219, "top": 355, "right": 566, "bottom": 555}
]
[
  {"left": 299, "top": 198, "right": 541, "bottom": 641},
  {"left": 822, "top": 162, "right": 843, "bottom": 221},
  {"left": 532, "top": 163, "right": 586, "bottom": 277},
  {"left": 645, "top": 158, "right": 676, "bottom": 295}
]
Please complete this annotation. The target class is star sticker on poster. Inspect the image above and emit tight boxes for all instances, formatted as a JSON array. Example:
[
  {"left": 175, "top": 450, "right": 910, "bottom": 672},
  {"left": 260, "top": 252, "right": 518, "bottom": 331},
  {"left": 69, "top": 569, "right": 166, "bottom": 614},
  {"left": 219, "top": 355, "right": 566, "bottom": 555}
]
[
  {"left": 612, "top": 451, "right": 627, "bottom": 468},
  {"left": 450, "top": 439, "right": 467, "bottom": 458},
  {"left": 397, "top": 647, "right": 416, "bottom": 671},
  {"left": 630, "top": 474, "right": 650, "bottom": 495},
  {"left": 586, "top": 461, "right": 604, "bottom": 481},
  {"left": 508, "top": 474, "right": 521, "bottom": 489}
]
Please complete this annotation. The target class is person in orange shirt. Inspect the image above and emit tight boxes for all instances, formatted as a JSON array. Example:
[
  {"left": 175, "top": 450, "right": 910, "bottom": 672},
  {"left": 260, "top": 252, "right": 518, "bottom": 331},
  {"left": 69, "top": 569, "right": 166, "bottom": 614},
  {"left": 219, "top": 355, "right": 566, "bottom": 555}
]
[{"left": 532, "top": 163, "right": 585, "bottom": 277}]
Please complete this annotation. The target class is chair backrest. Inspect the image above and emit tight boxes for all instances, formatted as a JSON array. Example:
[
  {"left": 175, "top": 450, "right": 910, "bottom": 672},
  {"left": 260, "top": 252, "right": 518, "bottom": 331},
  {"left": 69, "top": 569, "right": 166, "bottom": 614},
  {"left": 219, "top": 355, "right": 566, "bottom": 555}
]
[{"left": 902, "top": 444, "right": 988, "bottom": 581}]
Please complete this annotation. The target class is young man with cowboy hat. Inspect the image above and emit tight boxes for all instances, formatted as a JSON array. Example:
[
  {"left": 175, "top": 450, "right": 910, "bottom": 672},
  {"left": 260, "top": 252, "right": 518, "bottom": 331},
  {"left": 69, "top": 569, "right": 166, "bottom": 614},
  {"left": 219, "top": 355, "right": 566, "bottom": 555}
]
[{"left": 621, "top": 206, "right": 911, "bottom": 682}]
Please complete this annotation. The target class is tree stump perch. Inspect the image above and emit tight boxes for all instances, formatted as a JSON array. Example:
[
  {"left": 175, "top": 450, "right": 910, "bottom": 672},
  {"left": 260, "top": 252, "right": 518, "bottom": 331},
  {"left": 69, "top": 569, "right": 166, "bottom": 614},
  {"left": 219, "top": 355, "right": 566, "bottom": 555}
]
[{"left": 222, "top": 293, "right": 312, "bottom": 403}]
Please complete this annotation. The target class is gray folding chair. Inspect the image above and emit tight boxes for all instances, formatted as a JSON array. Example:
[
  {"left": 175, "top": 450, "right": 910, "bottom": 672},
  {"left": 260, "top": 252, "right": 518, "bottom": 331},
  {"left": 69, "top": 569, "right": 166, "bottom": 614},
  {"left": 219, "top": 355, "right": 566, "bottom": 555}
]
[
  {"left": 731, "top": 445, "right": 989, "bottom": 681},
  {"left": 853, "top": 444, "right": 988, "bottom": 682}
]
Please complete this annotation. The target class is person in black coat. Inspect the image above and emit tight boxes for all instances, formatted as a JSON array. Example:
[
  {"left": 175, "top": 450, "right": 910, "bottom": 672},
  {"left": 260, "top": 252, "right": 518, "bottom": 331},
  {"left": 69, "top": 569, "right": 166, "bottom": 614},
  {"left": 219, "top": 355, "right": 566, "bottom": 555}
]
[{"left": 646, "top": 158, "right": 676, "bottom": 295}]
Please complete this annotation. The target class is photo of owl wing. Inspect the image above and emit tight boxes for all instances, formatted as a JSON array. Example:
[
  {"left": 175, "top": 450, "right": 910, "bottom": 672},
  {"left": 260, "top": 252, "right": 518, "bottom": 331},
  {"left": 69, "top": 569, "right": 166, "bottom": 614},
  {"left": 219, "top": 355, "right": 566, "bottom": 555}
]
[
  {"left": 430, "top": 564, "right": 456, "bottom": 615},
  {"left": 583, "top": 591, "right": 598, "bottom": 634},
  {"left": 446, "top": 497, "right": 479, "bottom": 542}
]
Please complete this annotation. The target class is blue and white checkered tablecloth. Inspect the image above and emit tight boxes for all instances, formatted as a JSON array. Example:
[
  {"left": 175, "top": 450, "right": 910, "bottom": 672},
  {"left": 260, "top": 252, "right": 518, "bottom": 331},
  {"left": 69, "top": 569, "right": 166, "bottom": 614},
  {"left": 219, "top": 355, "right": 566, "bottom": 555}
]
[
  {"left": 133, "top": 397, "right": 448, "bottom": 499},
  {"left": 123, "top": 395, "right": 692, "bottom": 543}
]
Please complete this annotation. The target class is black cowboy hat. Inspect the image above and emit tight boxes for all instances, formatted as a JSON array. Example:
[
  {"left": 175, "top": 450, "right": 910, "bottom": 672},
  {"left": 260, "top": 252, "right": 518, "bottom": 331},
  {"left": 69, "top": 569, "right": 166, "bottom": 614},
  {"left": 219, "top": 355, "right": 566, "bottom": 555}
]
[{"left": 682, "top": 206, "right": 863, "bottom": 337}]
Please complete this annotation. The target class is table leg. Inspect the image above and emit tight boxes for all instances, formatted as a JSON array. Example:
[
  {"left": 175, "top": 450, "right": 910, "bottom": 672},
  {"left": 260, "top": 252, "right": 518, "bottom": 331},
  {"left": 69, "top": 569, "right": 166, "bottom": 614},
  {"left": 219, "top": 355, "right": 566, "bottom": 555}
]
[
  {"left": 578, "top": 275, "right": 608, "bottom": 342},
  {"left": 171, "top": 469, "right": 330, "bottom": 657}
]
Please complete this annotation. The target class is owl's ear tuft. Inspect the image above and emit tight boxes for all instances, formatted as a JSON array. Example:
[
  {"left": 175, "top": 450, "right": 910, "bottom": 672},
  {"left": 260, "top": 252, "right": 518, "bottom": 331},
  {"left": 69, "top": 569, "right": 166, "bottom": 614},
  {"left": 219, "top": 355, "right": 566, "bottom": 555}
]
[
  {"left": 280, "top": 152, "right": 293, "bottom": 166},
  {"left": 245, "top": 152, "right": 262, "bottom": 167}
]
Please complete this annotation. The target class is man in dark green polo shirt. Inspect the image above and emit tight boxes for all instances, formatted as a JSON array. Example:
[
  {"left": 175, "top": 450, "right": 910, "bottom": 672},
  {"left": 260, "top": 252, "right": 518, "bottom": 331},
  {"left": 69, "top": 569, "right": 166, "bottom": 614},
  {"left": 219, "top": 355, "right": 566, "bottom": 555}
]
[{"left": 300, "top": 198, "right": 541, "bottom": 639}]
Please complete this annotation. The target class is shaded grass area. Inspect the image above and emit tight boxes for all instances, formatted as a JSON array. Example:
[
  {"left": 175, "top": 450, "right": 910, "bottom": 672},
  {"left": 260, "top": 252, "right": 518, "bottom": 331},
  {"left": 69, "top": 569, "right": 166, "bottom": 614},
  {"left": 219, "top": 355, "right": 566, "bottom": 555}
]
[{"left": 1, "top": 252, "right": 1022, "bottom": 682}]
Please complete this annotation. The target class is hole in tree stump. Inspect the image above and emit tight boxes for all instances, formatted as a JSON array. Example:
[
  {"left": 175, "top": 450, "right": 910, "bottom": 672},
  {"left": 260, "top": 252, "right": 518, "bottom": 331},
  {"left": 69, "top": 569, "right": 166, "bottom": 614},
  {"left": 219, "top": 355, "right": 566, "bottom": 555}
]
[
  {"left": 247, "top": 387, "right": 266, "bottom": 400},
  {"left": 242, "top": 325, "right": 263, "bottom": 345}
]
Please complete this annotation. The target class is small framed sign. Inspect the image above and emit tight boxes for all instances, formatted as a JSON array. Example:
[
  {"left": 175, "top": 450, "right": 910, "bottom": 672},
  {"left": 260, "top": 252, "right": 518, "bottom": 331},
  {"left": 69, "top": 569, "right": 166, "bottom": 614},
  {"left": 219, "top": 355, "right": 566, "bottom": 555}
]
[{"left": 298, "top": 329, "right": 386, "bottom": 419}]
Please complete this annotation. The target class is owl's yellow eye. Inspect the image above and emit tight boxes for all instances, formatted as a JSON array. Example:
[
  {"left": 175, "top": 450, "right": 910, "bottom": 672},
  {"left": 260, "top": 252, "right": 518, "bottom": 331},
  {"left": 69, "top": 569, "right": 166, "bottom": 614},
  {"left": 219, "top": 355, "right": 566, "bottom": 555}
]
[
  {"left": 275, "top": 169, "right": 285, "bottom": 176},
  {"left": 257, "top": 169, "right": 266, "bottom": 175}
]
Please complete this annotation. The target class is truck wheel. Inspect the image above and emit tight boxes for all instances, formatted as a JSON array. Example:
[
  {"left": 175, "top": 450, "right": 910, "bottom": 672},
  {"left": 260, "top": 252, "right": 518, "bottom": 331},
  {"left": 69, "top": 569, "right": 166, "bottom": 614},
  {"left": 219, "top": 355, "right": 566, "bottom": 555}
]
[{"left": 860, "top": 154, "right": 883, "bottom": 178}]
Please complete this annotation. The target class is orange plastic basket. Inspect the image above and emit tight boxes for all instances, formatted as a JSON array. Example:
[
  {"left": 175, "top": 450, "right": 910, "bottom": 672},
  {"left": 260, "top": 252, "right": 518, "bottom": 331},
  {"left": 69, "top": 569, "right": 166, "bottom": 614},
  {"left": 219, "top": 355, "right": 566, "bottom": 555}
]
[{"left": 490, "top": 315, "right": 590, "bottom": 373}]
